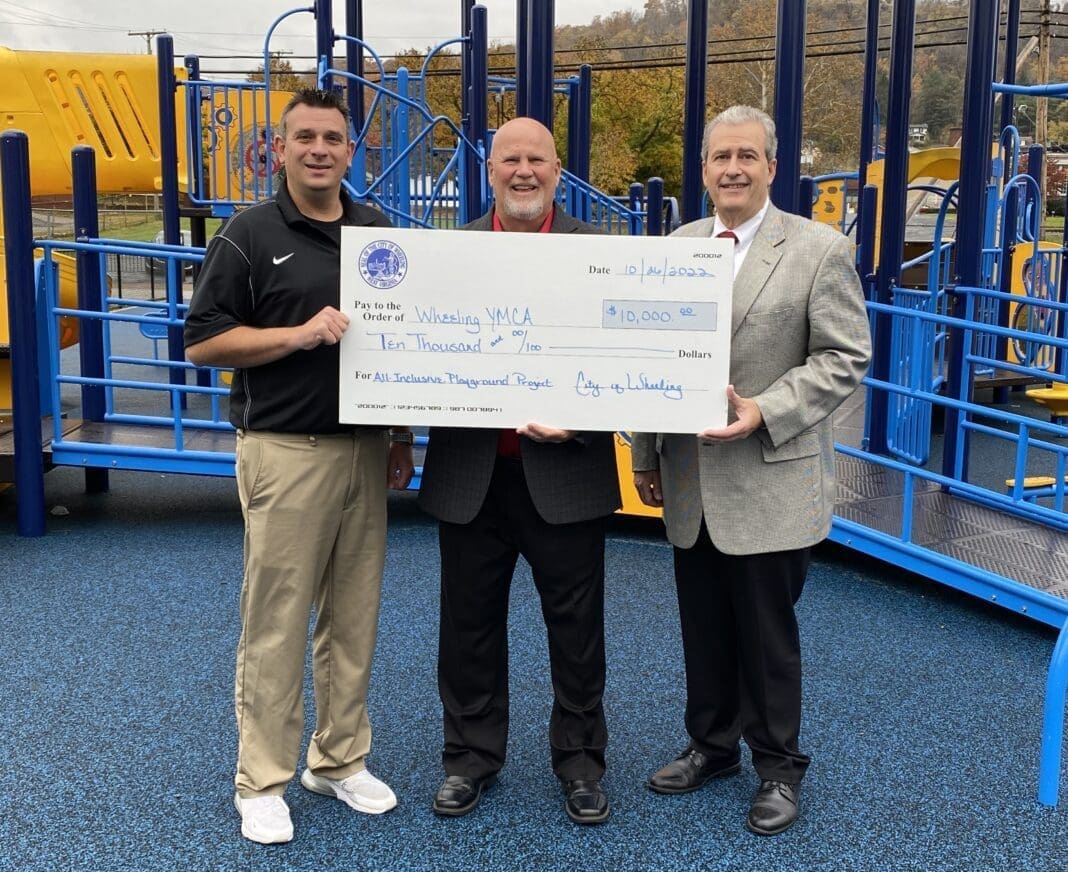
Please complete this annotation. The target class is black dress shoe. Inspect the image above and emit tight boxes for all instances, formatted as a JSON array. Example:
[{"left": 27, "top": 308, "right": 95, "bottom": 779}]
[
  {"left": 431, "top": 773, "right": 497, "bottom": 817},
  {"left": 564, "top": 779, "right": 609, "bottom": 824},
  {"left": 647, "top": 747, "right": 742, "bottom": 795},
  {"left": 746, "top": 780, "right": 800, "bottom": 835}
]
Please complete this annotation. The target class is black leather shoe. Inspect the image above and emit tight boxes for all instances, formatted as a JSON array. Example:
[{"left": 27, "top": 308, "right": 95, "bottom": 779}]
[
  {"left": 647, "top": 747, "right": 742, "bottom": 795},
  {"left": 431, "top": 774, "right": 497, "bottom": 817},
  {"left": 564, "top": 779, "right": 609, "bottom": 824},
  {"left": 746, "top": 780, "right": 800, "bottom": 835}
]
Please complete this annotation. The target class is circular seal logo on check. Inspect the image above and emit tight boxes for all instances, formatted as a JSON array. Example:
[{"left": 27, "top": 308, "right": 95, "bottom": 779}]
[{"left": 359, "top": 240, "right": 408, "bottom": 289}]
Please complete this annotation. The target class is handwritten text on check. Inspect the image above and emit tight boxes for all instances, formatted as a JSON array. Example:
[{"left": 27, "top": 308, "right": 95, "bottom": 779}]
[{"left": 339, "top": 228, "right": 733, "bottom": 433}]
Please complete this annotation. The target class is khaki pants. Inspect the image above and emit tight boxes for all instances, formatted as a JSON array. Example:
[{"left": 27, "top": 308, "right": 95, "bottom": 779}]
[{"left": 234, "top": 428, "right": 388, "bottom": 797}]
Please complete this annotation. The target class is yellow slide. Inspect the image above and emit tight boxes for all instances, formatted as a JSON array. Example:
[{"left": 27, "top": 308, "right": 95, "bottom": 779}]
[{"left": 813, "top": 147, "right": 962, "bottom": 264}]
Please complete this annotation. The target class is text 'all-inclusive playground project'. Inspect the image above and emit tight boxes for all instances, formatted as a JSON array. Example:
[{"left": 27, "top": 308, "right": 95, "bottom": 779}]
[{"left": 5, "top": 0, "right": 1068, "bottom": 813}]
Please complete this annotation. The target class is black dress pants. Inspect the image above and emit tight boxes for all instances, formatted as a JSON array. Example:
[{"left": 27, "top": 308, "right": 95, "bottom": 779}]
[
  {"left": 673, "top": 522, "right": 811, "bottom": 783},
  {"left": 437, "top": 457, "right": 608, "bottom": 782}
]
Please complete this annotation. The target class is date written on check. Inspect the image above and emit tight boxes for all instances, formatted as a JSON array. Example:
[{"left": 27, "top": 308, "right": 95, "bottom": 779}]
[{"left": 338, "top": 227, "right": 734, "bottom": 433}]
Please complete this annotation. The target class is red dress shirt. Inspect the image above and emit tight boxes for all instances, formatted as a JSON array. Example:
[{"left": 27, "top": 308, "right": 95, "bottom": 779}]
[{"left": 492, "top": 207, "right": 555, "bottom": 456}]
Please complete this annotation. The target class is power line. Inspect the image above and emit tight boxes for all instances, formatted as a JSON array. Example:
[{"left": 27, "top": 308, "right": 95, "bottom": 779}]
[
  {"left": 192, "top": 7, "right": 1067, "bottom": 78},
  {"left": 203, "top": 27, "right": 1056, "bottom": 81},
  {"left": 128, "top": 30, "right": 166, "bottom": 55}
]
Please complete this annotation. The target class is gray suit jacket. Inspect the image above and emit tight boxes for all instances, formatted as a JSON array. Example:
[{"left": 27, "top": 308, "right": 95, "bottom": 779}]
[
  {"left": 631, "top": 206, "right": 871, "bottom": 554},
  {"left": 418, "top": 208, "right": 623, "bottom": 525}
]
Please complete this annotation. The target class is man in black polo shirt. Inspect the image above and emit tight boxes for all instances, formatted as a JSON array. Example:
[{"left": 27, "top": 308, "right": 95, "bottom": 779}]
[{"left": 185, "top": 88, "right": 413, "bottom": 845}]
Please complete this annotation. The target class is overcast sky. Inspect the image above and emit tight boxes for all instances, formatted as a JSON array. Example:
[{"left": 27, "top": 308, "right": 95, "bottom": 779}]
[{"left": 1, "top": 1, "right": 644, "bottom": 72}]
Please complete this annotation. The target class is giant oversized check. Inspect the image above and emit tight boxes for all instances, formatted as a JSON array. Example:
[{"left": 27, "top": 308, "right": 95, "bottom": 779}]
[{"left": 338, "top": 228, "right": 733, "bottom": 433}]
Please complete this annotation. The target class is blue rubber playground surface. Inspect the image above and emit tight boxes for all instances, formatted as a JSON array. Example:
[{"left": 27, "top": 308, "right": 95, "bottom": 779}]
[{"left": 2, "top": 466, "right": 1068, "bottom": 871}]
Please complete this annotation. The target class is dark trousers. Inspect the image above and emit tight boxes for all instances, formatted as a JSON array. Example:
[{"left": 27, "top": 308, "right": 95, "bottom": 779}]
[
  {"left": 673, "top": 523, "right": 811, "bottom": 783},
  {"left": 437, "top": 457, "right": 608, "bottom": 782}
]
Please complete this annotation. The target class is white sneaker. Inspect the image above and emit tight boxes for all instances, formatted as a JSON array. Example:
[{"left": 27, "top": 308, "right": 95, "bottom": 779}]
[
  {"left": 233, "top": 792, "right": 294, "bottom": 844},
  {"left": 300, "top": 767, "right": 398, "bottom": 814}
]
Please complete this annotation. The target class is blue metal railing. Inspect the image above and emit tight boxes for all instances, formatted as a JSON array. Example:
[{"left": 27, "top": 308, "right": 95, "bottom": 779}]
[
  {"left": 180, "top": 30, "right": 657, "bottom": 235},
  {"left": 556, "top": 171, "right": 646, "bottom": 235},
  {"left": 881, "top": 181, "right": 956, "bottom": 464},
  {"left": 871, "top": 287, "right": 1068, "bottom": 513},
  {"left": 34, "top": 238, "right": 238, "bottom": 476}
]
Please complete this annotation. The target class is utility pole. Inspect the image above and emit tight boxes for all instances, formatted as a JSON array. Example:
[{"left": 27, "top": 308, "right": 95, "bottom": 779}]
[
  {"left": 128, "top": 30, "right": 165, "bottom": 55},
  {"left": 1036, "top": 0, "right": 1051, "bottom": 210}
]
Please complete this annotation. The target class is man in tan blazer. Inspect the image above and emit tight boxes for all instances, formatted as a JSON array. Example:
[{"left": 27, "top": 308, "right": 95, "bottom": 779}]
[{"left": 631, "top": 105, "right": 871, "bottom": 836}]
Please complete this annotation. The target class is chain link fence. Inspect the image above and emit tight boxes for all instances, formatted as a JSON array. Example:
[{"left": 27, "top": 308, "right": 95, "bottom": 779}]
[{"left": 30, "top": 200, "right": 193, "bottom": 301}]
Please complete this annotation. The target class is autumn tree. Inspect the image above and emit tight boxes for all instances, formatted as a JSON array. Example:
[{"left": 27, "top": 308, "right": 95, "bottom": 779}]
[{"left": 247, "top": 54, "right": 313, "bottom": 92}]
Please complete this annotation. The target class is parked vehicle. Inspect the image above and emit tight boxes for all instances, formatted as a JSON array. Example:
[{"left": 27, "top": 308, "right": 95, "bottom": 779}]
[{"left": 146, "top": 229, "right": 194, "bottom": 276}]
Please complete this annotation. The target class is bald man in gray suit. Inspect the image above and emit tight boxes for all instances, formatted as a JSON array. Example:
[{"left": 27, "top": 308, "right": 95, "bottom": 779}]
[{"left": 631, "top": 106, "right": 871, "bottom": 836}]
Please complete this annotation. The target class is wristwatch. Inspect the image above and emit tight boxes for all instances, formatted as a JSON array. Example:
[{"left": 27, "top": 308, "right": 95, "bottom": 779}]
[{"left": 389, "top": 431, "right": 414, "bottom": 444}]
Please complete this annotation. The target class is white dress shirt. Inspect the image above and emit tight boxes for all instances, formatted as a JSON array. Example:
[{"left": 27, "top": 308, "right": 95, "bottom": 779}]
[{"left": 712, "top": 199, "right": 770, "bottom": 279}]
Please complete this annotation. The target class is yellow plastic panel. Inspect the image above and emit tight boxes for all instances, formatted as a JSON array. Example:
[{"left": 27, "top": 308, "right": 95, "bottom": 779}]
[
  {"left": 0, "top": 47, "right": 186, "bottom": 194},
  {"left": 204, "top": 88, "right": 291, "bottom": 202},
  {"left": 614, "top": 432, "right": 662, "bottom": 518},
  {"left": 1008, "top": 240, "right": 1061, "bottom": 369}
]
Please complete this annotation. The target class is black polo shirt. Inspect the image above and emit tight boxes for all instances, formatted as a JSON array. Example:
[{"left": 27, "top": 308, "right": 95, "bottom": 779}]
[{"left": 184, "top": 182, "right": 391, "bottom": 433}]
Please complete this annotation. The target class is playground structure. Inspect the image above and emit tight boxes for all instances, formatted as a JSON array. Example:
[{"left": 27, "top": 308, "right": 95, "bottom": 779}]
[
  {"left": 0, "top": 48, "right": 182, "bottom": 407},
  {"left": 5, "top": 0, "right": 1068, "bottom": 807},
  {"left": 0, "top": 0, "right": 673, "bottom": 511}
]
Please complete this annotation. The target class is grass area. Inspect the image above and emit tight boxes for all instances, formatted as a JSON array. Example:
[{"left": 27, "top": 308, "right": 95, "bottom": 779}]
[{"left": 101, "top": 216, "right": 223, "bottom": 243}]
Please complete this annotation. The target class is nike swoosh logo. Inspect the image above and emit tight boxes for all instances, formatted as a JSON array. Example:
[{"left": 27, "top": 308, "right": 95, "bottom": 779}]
[{"left": 272, "top": 253, "right": 295, "bottom": 265}]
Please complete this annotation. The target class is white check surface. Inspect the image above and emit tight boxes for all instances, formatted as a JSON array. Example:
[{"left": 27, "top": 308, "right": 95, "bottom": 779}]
[{"left": 339, "top": 227, "right": 733, "bottom": 433}]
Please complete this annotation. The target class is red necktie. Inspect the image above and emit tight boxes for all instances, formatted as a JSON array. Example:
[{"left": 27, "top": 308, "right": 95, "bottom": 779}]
[{"left": 716, "top": 230, "right": 738, "bottom": 243}]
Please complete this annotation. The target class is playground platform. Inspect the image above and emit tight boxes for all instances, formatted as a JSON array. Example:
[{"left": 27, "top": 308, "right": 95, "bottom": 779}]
[{"left": 833, "top": 387, "right": 1068, "bottom": 602}]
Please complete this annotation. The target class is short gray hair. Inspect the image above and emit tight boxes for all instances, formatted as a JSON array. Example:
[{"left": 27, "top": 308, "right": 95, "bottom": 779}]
[{"left": 701, "top": 105, "right": 778, "bottom": 163}]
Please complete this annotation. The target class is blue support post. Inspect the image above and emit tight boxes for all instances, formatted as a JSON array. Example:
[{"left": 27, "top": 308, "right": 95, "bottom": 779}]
[
  {"left": 156, "top": 36, "right": 187, "bottom": 402},
  {"left": 1059, "top": 179, "right": 1068, "bottom": 379},
  {"left": 858, "top": 184, "right": 878, "bottom": 290},
  {"left": 183, "top": 55, "right": 201, "bottom": 202},
  {"left": 999, "top": 0, "right": 1022, "bottom": 136},
  {"left": 574, "top": 65, "right": 592, "bottom": 184},
  {"left": 628, "top": 182, "right": 644, "bottom": 236},
  {"left": 183, "top": 49, "right": 220, "bottom": 299},
  {"left": 516, "top": 0, "right": 530, "bottom": 117},
  {"left": 394, "top": 68, "right": 412, "bottom": 227},
  {"left": 564, "top": 67, "right": 591, "bottom": 222},
  {"left": 771, "top": 0, "right": 806, "bottom": 215},
  {"left": 527, "top": 0, "right": 554, "bottom": 129},
  {"left": 460, "top": 0, "right": 474, "bottom": 135},
  {"left": 1, "top": 131, "right": 46, "bottom": 536},
  {"left": 799, "top": 176, "right": 815, "bottom": 221},
  {"left": 646, "top": 177, "right": 664, "bottom": 237},
  {"left": 71, "top": 146, "right": 109, "bottom": 494},
  {"left": 857, "top": 0, "right": 881, "bottom": 245},
  {"left": 942, "top": 0, "right": 999, "bottom": 482},
  {"left": 858, "top": 183, "right": 879, "bottom": 452},
  {"left": 183, "top": 53, "right": 209, "bottom": 392},
  {"left": 866, "top": 0, "right": 916, "bottom": 455},
  {"left": 1039, "top": 624, "right": 1068, "bottom": 806},
  {"left": 463, "top": 5, "right": 488, "bottom": 224},
  {"left": 681, "top": 0, "right": 709, "bottom": 223},
  {"left": 346, "top": 0, "right": 365, "bottom": 129},
  {"left": 567, "top": 78, "right": 580, "bottom": 175},
  {"left": 315, "top": 0, "right": 334, "bottom": 89}
]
